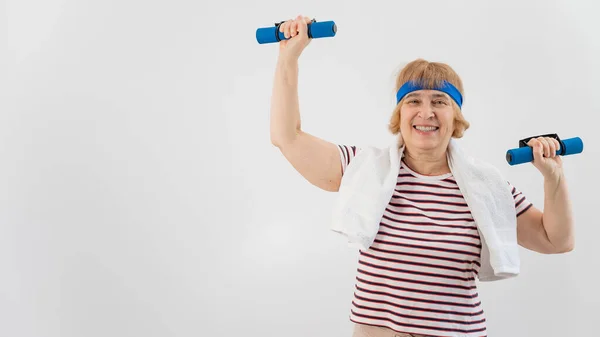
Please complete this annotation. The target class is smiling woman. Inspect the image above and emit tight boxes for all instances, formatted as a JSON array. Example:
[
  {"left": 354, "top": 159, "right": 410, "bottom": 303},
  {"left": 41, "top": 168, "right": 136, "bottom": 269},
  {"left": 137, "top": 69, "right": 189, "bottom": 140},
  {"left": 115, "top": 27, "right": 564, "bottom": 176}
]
[
  {"left": 335, "top": 60, "right": 572, "bottom": 337},
  {"left": 269, "top": 17, "right": 576, "bottom": 336}
]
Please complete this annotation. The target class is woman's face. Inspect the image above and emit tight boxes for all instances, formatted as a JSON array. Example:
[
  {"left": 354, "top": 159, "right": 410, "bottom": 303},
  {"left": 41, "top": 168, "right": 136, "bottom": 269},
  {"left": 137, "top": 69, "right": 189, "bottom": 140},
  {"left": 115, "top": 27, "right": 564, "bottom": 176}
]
[{"left": 399, "top": 89, "right": 455, "bottom": 153}]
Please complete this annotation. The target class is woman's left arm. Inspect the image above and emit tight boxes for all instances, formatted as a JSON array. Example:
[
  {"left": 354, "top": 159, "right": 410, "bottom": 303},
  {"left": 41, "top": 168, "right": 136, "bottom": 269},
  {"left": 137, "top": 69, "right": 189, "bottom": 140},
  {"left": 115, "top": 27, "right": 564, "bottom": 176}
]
[{"left": 516, "top": 137, "right": 575, "bottom": 254}]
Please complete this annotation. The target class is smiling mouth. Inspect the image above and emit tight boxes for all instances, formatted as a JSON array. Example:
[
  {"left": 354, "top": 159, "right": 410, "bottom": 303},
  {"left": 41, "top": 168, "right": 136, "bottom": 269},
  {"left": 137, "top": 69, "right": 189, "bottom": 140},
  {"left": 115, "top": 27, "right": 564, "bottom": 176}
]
[{"left": 413, "top": 126, "right": 439, "bottom": 132}]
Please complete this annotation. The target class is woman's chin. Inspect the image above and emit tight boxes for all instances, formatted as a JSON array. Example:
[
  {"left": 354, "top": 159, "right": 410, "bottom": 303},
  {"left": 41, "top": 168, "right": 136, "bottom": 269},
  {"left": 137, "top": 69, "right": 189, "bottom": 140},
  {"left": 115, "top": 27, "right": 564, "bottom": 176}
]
[{"left": 408, "top": 139, "right": 442, "bottom": 151}]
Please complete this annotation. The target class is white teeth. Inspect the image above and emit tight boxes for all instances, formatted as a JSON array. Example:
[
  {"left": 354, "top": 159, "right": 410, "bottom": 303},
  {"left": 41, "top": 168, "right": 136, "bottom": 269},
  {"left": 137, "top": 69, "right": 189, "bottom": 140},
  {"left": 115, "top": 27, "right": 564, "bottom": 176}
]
[{"left": 415, "top": 126, "right": 438, "bottom": 131}]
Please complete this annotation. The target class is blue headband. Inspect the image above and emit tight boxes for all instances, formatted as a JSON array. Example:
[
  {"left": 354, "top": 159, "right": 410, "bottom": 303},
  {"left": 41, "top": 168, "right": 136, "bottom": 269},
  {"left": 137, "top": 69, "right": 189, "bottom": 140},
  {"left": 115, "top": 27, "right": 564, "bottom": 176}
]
[{"left": 396, "top": 80, "right": 463, "bottom": 108}]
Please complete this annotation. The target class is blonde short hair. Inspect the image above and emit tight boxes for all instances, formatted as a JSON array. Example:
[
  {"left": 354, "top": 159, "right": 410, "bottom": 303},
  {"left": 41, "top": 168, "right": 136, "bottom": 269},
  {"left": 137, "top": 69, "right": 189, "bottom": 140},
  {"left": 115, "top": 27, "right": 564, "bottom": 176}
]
[{"left": 388, "top": 59, "right": 470, "bottom": 138}]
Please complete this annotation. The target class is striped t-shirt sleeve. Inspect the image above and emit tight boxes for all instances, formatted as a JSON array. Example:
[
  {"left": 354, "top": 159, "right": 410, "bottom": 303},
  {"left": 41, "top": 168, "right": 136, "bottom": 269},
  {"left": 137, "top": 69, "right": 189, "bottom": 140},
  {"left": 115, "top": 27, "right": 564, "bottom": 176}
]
[
  {"left": 337, "top": 145, "right": 360, "bottom": 174},
  {"left": 508, "top": 182, "right": 534, "bottom": 216}
]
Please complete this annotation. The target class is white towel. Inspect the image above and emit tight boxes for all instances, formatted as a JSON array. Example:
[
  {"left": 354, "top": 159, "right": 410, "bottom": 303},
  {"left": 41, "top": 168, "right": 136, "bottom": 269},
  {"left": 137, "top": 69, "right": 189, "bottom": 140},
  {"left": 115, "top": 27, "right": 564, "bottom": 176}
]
[{"left": 331, "top": 137, "right": 519, "bottom": 282}]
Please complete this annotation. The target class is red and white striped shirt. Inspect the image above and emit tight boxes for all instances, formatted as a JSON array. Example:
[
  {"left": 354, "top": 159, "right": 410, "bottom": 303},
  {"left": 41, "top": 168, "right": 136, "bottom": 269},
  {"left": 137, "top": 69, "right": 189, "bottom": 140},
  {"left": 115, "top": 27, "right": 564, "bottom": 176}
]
[{"left": 338, "top": 145, "right": 533, "bottom": 337}]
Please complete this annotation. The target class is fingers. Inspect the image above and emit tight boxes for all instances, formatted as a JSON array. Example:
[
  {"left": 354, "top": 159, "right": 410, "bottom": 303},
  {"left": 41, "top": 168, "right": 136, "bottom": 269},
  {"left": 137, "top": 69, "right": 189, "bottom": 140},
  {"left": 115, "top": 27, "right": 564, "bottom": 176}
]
[
  {"left": 279, "top": 19, "right": 291, "bottom": 38},
  {"left": 283, "top": 21, "right": 291, "bottom": 39},
  {"left": 289, "top": 18, "right": 298, "bottom": 38},
  {"left": 296, "top": 15, "right": 308, "bottom": 36},
  {"left": 552, "top": 138, "right": 561, "bottom": 153},
  {"left": 547, "top": 138, "right": 559, "bottom": 157},
  {"left": 539, "top": 138, "right": 551, "bottom": 157},
  {"left": 280, "top": 15, "right": 312, "bottom": 39},
  {"left": 528, "top": 137, "right": 560, "bottom": 158}
]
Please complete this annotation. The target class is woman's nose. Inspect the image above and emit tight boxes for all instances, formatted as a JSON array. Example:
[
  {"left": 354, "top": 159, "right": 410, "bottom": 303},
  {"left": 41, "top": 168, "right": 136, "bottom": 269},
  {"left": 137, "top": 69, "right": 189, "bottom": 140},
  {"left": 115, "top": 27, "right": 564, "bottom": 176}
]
[{"left": 418, "top": 105, "right": 435, "bottom": 119}]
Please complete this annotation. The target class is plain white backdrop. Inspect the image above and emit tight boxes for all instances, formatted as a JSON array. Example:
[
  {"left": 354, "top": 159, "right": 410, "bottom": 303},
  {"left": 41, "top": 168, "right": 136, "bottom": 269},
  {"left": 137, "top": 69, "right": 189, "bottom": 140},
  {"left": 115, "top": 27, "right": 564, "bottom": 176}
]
[{"left": 2, "top": 0, "right": 599, "bottom": 336}]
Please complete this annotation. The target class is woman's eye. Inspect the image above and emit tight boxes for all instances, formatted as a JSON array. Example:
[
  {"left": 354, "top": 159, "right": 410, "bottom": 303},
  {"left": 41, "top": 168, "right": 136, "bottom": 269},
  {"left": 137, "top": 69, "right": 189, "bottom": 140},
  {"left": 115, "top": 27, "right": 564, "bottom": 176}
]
[{"left": 434, "top": 100, "right": 447, "bottom": 105}]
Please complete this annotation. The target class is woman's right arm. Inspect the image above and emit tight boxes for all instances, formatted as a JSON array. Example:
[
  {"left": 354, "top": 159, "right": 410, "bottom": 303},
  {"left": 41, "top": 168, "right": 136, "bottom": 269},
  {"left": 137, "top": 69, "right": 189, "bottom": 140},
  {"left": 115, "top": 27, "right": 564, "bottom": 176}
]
[{"left": 269, "top": 16, "right": 343, "bottom": 192}]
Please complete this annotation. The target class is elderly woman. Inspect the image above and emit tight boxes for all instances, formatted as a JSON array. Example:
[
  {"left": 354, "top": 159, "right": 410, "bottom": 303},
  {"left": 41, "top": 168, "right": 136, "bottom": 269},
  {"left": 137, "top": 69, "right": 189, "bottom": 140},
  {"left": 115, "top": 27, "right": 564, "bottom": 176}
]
[{"left": 270, "top": 15, "right": 575, "bottom": 337}]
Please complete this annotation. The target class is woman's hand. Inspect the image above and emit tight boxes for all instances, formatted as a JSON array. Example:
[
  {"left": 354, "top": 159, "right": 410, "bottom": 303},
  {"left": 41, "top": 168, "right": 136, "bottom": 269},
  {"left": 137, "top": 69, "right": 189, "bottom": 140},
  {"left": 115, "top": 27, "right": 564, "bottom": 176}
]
[
  {"left": 527, "top": 136, "right": 564, "bottom": 179},
  {"left": 277, "top": 15, "right": 314, "bottom": 61}
]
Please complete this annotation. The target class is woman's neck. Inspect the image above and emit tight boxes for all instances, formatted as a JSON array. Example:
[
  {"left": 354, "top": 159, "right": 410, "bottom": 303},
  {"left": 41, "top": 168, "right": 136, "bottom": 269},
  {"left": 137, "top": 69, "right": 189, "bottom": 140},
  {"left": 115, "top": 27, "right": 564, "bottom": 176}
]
[{"left": 402, "top": 147, "right": 450, "bottom": 176}]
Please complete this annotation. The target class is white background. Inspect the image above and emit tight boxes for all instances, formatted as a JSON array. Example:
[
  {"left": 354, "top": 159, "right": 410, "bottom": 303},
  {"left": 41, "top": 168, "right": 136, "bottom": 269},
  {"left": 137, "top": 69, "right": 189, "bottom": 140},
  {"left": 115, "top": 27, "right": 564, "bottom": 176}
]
[{"left": 2, "top": 0, "right": 599, "bottom": 336}]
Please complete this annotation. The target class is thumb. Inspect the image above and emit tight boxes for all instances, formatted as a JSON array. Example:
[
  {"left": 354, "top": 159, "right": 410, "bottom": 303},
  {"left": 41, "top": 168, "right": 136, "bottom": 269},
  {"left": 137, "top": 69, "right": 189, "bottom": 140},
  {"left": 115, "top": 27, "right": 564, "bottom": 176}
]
[{"left": 296, "top": 16, "right": 311, "bottom": 37}]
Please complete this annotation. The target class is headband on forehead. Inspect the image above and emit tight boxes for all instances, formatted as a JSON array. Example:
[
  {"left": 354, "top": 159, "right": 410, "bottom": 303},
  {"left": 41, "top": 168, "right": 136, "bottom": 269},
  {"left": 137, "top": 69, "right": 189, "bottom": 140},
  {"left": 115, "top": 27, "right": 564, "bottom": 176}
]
[{"left": 396, "top": 80, "right": 463, "bottom": 108}]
